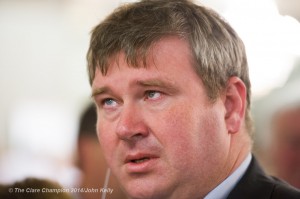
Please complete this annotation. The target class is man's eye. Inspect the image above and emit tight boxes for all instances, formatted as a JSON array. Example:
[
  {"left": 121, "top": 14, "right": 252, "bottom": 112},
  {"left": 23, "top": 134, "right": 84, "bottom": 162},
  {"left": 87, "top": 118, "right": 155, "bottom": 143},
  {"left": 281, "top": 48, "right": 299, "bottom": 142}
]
[
  {"left": 102, "top": 98, "right": 117, "bottom": 107},
  {"left": 146, "top": 91, "right": 161, "bottom": 100}
]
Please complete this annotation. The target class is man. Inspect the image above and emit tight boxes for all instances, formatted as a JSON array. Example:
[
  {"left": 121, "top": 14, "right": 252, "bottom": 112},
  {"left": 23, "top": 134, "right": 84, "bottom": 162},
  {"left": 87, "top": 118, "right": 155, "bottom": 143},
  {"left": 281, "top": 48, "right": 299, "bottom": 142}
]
[{"left": 87, "top": 0, "right": 300, "bottom": 198}]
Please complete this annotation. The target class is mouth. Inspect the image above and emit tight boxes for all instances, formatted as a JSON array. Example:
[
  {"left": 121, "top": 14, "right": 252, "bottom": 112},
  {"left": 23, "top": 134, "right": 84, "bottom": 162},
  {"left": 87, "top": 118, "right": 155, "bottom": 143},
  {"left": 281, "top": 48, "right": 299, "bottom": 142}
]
[
  {"left": 125, "top": 154, "right": 154, "bottom": 164},
  {"left": 130, "top": 157, "right": 150, "bottom": 164},
  {"left": 124, "top": 153, "right": 158, "bottom": 173}
]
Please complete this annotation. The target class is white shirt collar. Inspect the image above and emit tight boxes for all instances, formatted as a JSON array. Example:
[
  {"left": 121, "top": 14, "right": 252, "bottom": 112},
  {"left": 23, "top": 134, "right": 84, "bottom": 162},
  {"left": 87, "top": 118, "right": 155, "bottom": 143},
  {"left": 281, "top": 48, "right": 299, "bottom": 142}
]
[{"left": 204, "top": 153, "right": 252, "bottom": 199}]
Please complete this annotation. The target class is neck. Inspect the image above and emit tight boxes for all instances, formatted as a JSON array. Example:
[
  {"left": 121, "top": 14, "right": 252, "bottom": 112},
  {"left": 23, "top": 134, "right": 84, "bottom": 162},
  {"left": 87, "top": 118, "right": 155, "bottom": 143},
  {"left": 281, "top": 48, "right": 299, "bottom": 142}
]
[{"left": 227, "top": 129, "right": 252, "bottom": 177}]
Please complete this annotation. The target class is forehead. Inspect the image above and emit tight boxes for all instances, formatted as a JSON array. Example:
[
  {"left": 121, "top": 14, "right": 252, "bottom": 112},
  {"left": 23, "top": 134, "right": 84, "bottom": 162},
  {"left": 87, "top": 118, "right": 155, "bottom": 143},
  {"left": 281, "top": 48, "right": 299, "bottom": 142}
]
[{"left": 92, "top": 37, "right": 197, "bottom": 86}]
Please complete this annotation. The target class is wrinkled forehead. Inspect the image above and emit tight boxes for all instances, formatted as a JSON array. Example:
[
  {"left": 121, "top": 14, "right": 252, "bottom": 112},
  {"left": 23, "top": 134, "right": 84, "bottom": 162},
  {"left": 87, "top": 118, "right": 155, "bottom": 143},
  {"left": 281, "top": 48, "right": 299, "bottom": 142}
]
[
  {"left": 97, "top": 36, "right": 194, "bottom": 76},
  {"left": 91, "top": 37, "right": 201, "bottom": 94}
]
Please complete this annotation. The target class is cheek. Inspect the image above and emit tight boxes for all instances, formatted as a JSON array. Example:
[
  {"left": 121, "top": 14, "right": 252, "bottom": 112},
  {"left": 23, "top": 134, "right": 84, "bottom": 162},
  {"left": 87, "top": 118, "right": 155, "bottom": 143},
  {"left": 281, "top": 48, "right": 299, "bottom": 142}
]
[
  {"left": 157, "top": 103, "right": 228, "bottom": 169},
  {"left": 155, "top": 104, "right": 209, "bottom": 163}
]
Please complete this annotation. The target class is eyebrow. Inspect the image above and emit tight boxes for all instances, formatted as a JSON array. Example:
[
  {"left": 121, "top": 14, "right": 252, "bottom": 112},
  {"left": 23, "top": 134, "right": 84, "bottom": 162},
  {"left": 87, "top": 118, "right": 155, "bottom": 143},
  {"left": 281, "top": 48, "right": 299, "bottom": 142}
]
[
  {"left": 136, "top": 79, "right": 177, "bottom": 91},
  {"left": 91, "top": 87, "right": 111, "bottom": 98},
  {"left": 91, "top": 78, "right": 178, "bottom": 98}
]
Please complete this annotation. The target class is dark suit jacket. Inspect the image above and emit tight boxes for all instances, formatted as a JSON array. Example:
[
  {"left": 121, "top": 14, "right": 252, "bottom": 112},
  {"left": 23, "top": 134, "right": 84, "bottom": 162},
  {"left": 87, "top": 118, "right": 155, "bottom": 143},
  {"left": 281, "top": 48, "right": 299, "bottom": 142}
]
[{"left": 227, "top": 157, "right": 300, "bottom": 199}]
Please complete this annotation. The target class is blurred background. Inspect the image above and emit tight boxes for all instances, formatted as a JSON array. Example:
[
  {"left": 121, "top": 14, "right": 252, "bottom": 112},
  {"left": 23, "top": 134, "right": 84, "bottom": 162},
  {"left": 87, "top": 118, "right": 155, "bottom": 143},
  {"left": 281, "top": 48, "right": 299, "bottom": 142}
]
[{"left": 0, "top": 0, "right": 300, "bottom": 194}]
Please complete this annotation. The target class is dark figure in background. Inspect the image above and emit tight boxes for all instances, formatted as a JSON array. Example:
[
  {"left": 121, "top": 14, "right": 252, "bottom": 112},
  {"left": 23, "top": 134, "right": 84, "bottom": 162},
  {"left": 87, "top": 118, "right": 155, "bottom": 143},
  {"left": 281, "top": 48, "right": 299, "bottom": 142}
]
[
  {"left": 87, "top": 0, "right": 300, "bottom": 198},
  {"left": 77, "top": 103, "right": 126, "bottom": 199}
]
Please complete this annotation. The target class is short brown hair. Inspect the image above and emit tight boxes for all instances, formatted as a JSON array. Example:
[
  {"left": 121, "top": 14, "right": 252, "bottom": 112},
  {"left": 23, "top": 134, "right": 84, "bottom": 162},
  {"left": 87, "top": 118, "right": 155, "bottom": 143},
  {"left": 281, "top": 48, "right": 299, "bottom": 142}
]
[{"left": 87, "top": 0, "right": 252, "bottom": 133}]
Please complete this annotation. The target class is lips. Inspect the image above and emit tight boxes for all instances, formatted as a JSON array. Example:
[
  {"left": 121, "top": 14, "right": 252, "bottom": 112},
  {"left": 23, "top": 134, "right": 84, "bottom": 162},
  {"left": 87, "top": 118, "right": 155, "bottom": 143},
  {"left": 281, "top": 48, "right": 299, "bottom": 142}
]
[
  {"left": 125, "top": 153, "right": 156, "bottom": 164},
  {"left": 124, "top": 153, "right": 159, "bottom": 173}
]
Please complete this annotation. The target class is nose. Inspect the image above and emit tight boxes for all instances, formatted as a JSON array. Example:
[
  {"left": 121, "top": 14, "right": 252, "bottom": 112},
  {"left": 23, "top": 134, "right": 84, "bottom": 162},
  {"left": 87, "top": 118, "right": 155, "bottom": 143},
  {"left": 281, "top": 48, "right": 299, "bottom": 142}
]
[{"left": 116, "top": 103, "right": 149, "bottom": 142}]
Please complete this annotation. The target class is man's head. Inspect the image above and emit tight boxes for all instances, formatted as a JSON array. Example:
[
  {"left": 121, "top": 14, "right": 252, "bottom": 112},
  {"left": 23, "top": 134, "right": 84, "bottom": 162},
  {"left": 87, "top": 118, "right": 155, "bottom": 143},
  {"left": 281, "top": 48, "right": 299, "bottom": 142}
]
[
  {"left": 87, "top": 0, "right": 251, "bottom": 132},
  {"left": 88, "top": 0, "right": 252, "bottom": 198}
]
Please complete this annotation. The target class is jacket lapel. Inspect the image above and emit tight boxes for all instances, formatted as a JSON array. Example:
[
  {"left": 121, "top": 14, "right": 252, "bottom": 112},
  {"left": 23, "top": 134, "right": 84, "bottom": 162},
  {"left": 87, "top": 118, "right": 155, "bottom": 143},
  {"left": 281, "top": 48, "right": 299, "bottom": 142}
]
[{"left": 227, "top": 157, "right": 274, "bottom": 199}]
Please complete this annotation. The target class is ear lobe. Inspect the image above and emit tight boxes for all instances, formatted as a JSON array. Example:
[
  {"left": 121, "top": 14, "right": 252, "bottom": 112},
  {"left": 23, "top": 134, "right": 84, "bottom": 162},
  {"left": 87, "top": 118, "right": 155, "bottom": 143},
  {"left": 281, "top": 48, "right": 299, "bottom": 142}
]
[{"left": 224, "top": 77, "right": 247, "bottom": 134}]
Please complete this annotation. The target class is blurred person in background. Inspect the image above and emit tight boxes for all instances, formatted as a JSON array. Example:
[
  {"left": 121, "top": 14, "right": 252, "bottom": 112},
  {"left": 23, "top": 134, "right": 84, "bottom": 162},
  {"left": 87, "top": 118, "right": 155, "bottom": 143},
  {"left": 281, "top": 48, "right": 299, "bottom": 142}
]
[
  {"left": 77, "top": 103, "right": 126, "bottom": 199},
  {"left": 253, "top": 58, "right": 300, "bottom": 189}
]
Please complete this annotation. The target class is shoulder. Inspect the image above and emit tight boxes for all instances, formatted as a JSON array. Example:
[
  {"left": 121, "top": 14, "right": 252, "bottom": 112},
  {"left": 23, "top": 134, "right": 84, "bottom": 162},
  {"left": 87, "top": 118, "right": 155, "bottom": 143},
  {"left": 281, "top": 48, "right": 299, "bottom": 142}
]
[
  {"left": 227, "top": 156, "right": 300, "bottom": 199},
  {"left": 270, "top": 177, "right": 300, "bottom": 199}
]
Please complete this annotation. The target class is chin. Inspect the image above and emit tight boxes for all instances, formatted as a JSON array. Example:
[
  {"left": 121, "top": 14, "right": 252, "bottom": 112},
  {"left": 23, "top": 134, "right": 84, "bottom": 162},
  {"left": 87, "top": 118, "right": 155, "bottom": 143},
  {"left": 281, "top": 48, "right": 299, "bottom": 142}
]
[{"left": 124, "top": 178, "right": 169, "bottom": 199}]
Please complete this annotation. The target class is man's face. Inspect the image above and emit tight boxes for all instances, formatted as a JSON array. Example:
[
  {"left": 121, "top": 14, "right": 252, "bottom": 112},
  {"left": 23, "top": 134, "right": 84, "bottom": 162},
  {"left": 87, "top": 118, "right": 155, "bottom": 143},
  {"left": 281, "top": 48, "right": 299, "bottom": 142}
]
[
  {"left": 92, "top": 37, "right": 231, "bottom": 198},
  {"left": 270, "top": 108, "right": 300, "bottom": 189}
]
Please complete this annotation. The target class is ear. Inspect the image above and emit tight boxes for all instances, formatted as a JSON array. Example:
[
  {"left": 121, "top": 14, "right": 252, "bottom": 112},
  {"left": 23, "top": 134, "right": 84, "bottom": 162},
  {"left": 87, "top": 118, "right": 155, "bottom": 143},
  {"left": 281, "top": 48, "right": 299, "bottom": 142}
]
[{"left": 223, "top": 77, "right": 247, "bottom": 134}]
